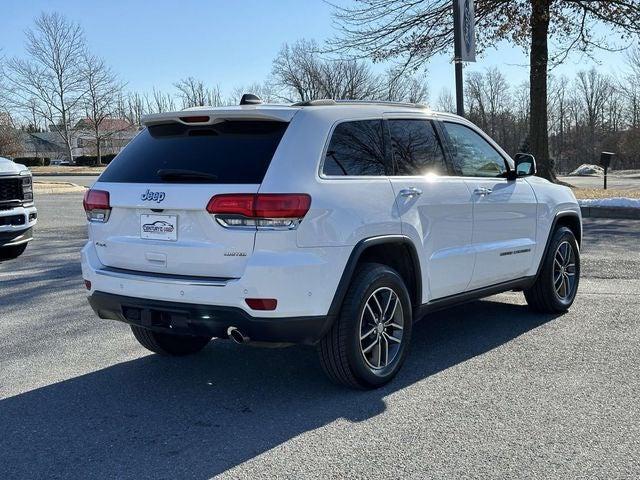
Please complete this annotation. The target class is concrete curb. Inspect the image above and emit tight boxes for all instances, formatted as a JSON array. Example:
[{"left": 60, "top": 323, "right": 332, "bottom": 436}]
[
  {"left": 580, "top": 206, "right": 640, "bottom": 220},
  {"left": 34, "top": 181, "right": 86, "bottom": 194}
]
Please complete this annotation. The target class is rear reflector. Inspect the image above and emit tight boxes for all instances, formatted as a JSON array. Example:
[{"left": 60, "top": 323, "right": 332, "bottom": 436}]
[
  {"left": 207, "top": 194, "right": 311, "bottom": 218},
  {"left": 84, "top": 279, "right": 92, "bottom": 290},
  {"left": 245, "top": 298, "right": 277, "bottom": 311},
  {"left": 83, "top": 189, "right": 111, "bottom": 222}
]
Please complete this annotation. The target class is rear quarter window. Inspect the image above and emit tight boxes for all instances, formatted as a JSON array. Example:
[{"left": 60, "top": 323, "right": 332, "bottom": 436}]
[
  {"left": 322, "top": 120, "right": 388, "bottom": 176},
  {"left": 99, "top": 120, "right": 288, "bottom": 184}
]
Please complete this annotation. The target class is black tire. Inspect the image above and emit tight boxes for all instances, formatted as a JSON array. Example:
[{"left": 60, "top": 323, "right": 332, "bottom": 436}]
[
  {"left": 130, "top": 325, "right": 211, "bottom": 356},
  {"left": 318, "top": 263, "right": 413, "bottom": 389},
  {"left": 0, "top": 243, "right": 28, "bottom": 261},
  {"left": 524, "top": 226, "right": 580, "bottom": 313}
]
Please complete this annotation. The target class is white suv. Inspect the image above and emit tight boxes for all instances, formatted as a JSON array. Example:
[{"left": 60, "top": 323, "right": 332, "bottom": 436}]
[
  {"left": 0, "top": 157, "right": 36, "bottom": 260},
  {"left": 81, "top": 99, "right": 581, "bottom": 388}
]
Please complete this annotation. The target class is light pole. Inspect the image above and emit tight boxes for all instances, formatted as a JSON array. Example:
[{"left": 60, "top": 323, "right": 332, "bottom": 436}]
[{"left": 453, "top": 0, "right": 465, "bottom": 117}]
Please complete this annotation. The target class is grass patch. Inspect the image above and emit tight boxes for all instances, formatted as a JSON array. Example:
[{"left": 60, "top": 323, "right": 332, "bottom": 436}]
[{"left": 572, "top": 188, "right": 640, "bottom": 199}]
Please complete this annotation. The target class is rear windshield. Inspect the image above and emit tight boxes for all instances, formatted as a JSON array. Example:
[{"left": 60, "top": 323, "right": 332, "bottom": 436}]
[{"left": 98, "top": 120, "right": 289, "bottom": 184}]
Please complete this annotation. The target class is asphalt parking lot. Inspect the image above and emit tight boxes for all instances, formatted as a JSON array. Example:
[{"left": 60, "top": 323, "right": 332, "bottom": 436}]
[
  {"left": 1, "top": 192, "right": 639, "bottom": 479},
  {"left": 558, "top": 172, "right": 640, "bottom": 191}
]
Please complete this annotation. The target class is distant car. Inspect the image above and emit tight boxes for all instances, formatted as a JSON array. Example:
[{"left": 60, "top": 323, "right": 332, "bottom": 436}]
[
  {"left": 0, "top": 157, "right": 37, "bottom": 260},
  {"left": 81, "top": 98, "right": 582, "bottom": 389},
  {"left": 50, "top": 159, "right": 70, "bottom": 166}
]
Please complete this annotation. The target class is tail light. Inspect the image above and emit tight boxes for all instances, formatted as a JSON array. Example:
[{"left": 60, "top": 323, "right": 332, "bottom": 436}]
[
  {"left": 83, "top": 189, "right": 111, "bottom": 222},
  {"left": 207, "top": 193, "right": 311, "bottom": 230}
]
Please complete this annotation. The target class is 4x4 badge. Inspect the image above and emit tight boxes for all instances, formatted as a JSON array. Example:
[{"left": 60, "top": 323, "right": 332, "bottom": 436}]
[{"left": 141, "top": 189, "right": 166, "bottom": 203}]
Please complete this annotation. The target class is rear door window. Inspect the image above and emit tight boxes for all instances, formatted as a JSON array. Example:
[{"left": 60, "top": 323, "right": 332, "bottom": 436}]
[
  {"left": 322, "top": 120, "right": 388, "bottom": 176},
  {"left": 99, "top": 120, "right": 289, "bottom": 184},
  {"left": 388, "top": 119, "right": 447, "bottom": 176}
]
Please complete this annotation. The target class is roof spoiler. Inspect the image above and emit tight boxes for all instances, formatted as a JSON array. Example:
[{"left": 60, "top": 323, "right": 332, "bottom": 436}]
[{"left": 141, "top": 108, "right": 296, "bottom": 127}]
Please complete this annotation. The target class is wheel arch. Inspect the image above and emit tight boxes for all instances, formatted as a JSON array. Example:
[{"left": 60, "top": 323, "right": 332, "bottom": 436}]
[
  {"left": 327, "top": 235, "right": 422, "bottom": 318},
  {"left": 555, "top": 212, "right": 582, "bottom": 246},
  {"left": 534, "top": 211, "right": 582, "bottom": 280}
]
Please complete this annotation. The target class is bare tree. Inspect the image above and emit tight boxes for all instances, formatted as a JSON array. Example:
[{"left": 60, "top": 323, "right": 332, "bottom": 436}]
[
  {"left": 0, "top": 51, "right": 10, "bottom": 115},
  {"left": 145, "top": 88, "right": 175, "bottom": 113},
  {"left": 435, "top": 87, "right": 455, "bottom": 113},
  {"left": 320, "top": 58, "right": 381, "bottom": 100},
  {"left": 272, "top": 40, "right": 326, "bottom": 102},
  {"left": 0, "top": 126, "right": 21, "bottom": 158},
  {"left": 0, "top": 69, "right": 20, "bottom": 157},
  {"left": 230, "top": 82, "right": 281, "bottom": 104},
  {"left": 465, "top": 68, "right": 509, "bottom": 136},
  {"left": 379, "top": 68, "right": 429, "bottom": 103},
  {"left": 174, "top": 77, "right": 223, "bottom": 108},
  {"left": 272, "top": 39, "right": 427, "bottom": 103},
  {"left": 115, "top": 92, "right": 146, "bottom": 127},
  {"left": 575, "top": 69, "right": 613, "bottom": 162},
  {"left": 81, "top": 53, "right": 124, "bottom": 164},
  {"left": 548, "top": 75, "right": 570, "bottom": 172},
  {"left": 465, "top": 72, "right": 487, "bottom": 128},
  {"left": 6, "top": 12, "right": 87, "bottom": 160},
  {"left": 621, "top": 46, "right": 640, "bottom": 129},
  {"left": 329, "top": 0, "right": 640, "bottom": 182},
  {"left": 628, "top": 45, "right": 640, "bottom": 78}
]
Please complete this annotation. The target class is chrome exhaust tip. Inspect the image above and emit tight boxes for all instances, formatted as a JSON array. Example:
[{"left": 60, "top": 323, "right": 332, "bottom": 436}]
[{"left": 227, "top": 326, "right": 249, "bottom": 344}]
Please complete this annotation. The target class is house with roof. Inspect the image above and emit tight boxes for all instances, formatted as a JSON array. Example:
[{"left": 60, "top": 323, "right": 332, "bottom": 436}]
[
  {"left": 73, "top": 117, "right": 139, "bottom": 158},
  {"left": 18, "top": 132, "right": 68, "bottom": 159},
  {"left": 16, "top": 117, "right": 139, "bottom": 160}
]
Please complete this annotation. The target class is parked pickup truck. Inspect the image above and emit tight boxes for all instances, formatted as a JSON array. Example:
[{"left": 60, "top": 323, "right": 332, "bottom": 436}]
[{"left": 0, "top": 157, "right": 36, "bottom": 260}]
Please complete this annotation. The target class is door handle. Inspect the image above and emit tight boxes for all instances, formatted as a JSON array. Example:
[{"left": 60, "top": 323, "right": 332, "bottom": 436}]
[
  {"left": 399, "top": 187, "right": 423, "bottom": 198},
  {"left": 473, "top": 187, "right": 492, "bottom": 196}
]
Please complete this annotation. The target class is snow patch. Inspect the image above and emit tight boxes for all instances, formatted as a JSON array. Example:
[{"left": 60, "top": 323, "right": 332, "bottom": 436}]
[
  {"left": 569, "top": 164, "right": 604, "bottom": 176},
  {"left": 578, "top": 197, "right": 640, "bottom": 208}
]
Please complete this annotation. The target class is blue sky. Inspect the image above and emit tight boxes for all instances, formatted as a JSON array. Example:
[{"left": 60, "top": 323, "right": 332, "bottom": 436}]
[{"left": 1, "top": 0, "right": 634, "bottom": 104}]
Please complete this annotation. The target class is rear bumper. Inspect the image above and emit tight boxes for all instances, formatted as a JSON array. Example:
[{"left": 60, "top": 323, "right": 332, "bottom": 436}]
[
  {"left": 81, "top": 240, "right": 351, "bottom": 318},
  {"left": 88, "top": 291, "right": 333, "bottom": 345}
]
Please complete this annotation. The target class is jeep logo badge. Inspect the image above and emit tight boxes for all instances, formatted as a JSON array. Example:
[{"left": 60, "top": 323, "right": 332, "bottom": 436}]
[{"left": 141, "top": 189, "right": 166, "bottom": 203}]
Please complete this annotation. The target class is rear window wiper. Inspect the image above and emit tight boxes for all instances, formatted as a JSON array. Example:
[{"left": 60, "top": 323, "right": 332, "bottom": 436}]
[{"left": 157, "top": 169, "right": 218, "bottom": 182}]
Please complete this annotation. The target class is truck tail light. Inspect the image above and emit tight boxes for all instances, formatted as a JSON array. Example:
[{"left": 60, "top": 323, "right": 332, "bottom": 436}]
[
  {"left": 207, "top": 194, "right": 311, "bottom": 230},
  {"left": 83, "top": 189, "right": 111, "bottom": 222}
]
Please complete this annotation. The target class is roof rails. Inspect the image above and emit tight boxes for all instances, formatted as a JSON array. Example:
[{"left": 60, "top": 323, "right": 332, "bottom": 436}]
[{"left": 291, "top": 99, "right": 428, "bottom": 109}]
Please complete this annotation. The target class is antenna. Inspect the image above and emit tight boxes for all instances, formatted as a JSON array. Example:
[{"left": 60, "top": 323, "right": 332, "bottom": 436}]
[{"left": 240, "top": 94, "right": 263, "bottom": 105}]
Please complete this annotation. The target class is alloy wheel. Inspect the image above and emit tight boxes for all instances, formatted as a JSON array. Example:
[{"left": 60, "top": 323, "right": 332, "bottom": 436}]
[
  {"left": 553, "top": 241, "right": 577, "bottom": 300},
  {"left": 358, "top": 287, "right": 404, "bottom": 370}
]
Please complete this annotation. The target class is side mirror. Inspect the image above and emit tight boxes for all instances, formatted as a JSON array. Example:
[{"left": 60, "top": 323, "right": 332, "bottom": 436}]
[{"left": 509, "top": 153, "right": 536, "bottom": 180}]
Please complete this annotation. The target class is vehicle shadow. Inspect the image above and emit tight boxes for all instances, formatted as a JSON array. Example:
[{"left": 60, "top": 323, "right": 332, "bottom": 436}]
[{"left": 0, "top": 299, "right": 560, "bottom": 479}]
